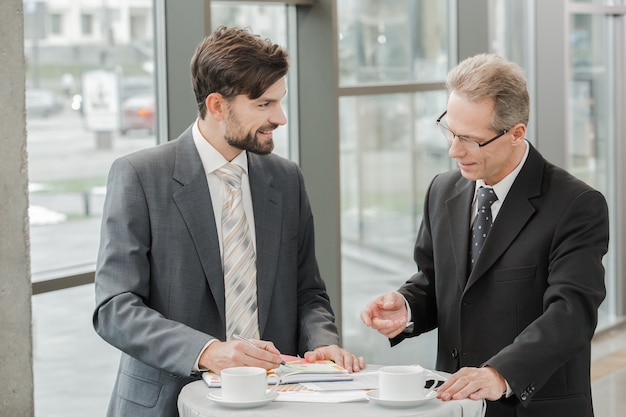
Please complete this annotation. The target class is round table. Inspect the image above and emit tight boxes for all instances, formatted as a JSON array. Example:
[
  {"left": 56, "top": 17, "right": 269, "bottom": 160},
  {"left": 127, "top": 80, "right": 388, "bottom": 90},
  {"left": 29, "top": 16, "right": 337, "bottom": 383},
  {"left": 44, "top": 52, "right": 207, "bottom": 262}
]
[{"left": 178, "top": 366, "right": 486, "bottom": 417}]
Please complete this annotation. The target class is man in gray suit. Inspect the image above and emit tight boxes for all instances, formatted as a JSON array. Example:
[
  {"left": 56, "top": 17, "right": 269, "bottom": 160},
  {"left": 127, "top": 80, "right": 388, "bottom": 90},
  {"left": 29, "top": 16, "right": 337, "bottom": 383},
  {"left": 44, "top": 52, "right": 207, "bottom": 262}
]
[
  {"left": 361, "top": 54, "right": 608, "bottom": 417},
  {"left": 93, "top": 26, "right": 364, "bottom": 417}
]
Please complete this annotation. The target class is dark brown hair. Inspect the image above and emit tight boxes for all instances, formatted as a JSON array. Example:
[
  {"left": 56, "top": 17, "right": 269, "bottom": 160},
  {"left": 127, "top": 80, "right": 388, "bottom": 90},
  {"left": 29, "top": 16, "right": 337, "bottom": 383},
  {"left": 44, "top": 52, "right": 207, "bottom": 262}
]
[{"left": 190, "top": 26, "right": 289, "bottom": 119}]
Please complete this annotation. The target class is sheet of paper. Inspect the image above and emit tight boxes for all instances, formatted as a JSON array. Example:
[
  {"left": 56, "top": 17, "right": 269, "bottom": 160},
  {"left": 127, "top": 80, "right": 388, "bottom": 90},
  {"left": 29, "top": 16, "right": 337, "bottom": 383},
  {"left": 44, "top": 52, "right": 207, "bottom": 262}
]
[
  {"left": 275, "top": 390, "right": 368, "bottom": 403},
  {"left": 300, "top": 370, "right": 379, "bottom": 391}
]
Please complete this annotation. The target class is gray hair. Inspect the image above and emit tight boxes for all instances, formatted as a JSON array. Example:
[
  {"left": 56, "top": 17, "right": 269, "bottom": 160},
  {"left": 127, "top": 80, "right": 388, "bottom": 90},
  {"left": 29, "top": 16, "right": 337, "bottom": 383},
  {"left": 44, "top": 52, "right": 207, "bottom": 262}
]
[{"left": 446, "top": 53, "right": 529, "bottom": 132}]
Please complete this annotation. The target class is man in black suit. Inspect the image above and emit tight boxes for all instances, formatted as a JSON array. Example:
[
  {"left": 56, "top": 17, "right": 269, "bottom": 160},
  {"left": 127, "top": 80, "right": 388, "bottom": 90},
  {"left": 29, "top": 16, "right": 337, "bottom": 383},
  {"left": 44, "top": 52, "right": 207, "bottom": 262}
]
[{"left": 361, "top": 53, "right": 608, "bottom": 417}]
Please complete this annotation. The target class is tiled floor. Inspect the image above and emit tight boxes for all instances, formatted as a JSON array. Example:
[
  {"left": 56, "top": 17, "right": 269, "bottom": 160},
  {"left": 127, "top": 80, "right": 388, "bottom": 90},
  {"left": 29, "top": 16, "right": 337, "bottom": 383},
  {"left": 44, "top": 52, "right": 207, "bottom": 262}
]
[{"left": 591, "top": 321, "right": 626, "bottom": 417}]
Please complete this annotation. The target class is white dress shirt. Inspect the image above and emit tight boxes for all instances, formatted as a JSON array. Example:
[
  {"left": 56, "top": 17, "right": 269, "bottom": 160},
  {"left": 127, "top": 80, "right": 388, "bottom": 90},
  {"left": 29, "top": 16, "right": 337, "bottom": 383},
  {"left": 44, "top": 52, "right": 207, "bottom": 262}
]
[
  {"left": 471, "top": 140, "right": 530, "bottom": 225},
  {"left": 192, "top": 119, "right": 257, "bottom": 254},
  {"left": 190, "top": 119, "right": 258, "bottom": 371}
]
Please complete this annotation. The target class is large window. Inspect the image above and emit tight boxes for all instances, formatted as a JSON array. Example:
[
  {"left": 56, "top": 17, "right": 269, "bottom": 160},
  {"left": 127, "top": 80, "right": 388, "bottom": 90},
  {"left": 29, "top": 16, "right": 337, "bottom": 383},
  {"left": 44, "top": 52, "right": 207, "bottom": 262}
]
[
  {"left": 25, "top": 0, "right": 156, "bottom": 415},
  {"left": 488, "top": 0, "right": 536, "bottom": 141},
  {"left": 26, "top": 1, "right": 298, "bottom": 415},
  {"left": 567, "top": 4, "right": 624, "bottom": 327},
  {"left": 338, "top": 0, "right": 451, "bottom": 367},
  {"left": 26, "top": 0, "right": 156, "bottom": 281},
  {"left": 338, "top": 0, "right": 448, "bottom": 85}
]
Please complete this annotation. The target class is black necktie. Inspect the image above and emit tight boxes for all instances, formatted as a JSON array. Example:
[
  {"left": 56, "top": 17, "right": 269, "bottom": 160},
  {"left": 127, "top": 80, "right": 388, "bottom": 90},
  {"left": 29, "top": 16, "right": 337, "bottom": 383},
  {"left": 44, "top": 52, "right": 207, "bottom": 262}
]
[{"left": 470, "top": 187, "right": 498, "bottom": 270}]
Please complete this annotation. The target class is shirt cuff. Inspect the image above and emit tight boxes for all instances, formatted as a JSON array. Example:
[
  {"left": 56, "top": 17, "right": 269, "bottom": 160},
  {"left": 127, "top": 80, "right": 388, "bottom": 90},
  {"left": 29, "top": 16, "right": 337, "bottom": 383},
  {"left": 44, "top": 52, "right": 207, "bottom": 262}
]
[
  {"left": 504, "top": 380, "right": 513, "bottom": 398},
  {"left": 402, "top": 295, "right": 414, "bottom": 332},
  {"left": 194, "top": 339, "right": 218, "bottom": 372}
]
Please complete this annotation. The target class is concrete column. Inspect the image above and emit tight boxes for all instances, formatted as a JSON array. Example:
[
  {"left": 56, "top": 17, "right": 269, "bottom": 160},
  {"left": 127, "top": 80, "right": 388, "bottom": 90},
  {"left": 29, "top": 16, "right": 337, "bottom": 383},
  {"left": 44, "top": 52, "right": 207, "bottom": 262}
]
[
  {"left": 296, "top": 0, "right": 343, "bottom": 335},
  {"left": 0, "top": 1, "right": 35, "bottom": 416}
]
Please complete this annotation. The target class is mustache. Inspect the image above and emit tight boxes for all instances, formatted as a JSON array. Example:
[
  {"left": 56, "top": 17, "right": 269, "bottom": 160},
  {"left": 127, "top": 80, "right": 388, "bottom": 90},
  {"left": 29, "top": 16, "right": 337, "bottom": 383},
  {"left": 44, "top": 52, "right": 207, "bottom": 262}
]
[{"left": 259, "top": 124, "right": 279, "bottom": 132}]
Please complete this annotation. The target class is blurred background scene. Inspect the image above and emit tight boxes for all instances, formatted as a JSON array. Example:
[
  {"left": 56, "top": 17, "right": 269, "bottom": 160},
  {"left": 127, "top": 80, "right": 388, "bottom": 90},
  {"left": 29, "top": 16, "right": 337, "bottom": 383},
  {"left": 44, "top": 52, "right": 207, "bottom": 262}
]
[{"left": 16, "top": 1, "right": 626, "bottom": 416}]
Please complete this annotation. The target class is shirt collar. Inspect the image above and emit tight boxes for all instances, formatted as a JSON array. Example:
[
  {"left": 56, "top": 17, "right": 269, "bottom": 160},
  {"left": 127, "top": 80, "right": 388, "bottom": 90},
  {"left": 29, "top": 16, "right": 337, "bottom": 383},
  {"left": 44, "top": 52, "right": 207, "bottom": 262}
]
[
  {"left": 475, "top": 140, "right": 530, "bottom": 202},
  {"left": 191, "top": 118, "right": 249, "bottom": 175}
]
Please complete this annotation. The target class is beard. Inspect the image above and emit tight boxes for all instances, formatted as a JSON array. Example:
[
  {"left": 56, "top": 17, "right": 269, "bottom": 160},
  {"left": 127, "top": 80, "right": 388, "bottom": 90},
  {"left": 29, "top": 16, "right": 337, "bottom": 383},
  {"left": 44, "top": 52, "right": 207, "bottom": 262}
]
[{"left": 224, "top": 112, "right": 276, "bottom": 155}]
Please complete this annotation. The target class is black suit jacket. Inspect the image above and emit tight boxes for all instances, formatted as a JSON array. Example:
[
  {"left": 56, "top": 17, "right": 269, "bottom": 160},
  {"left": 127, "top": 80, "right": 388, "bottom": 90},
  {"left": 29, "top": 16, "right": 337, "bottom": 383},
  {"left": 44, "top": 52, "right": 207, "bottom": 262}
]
[{"left": 393, "top": 144, "right": 608, "bottom": 417}]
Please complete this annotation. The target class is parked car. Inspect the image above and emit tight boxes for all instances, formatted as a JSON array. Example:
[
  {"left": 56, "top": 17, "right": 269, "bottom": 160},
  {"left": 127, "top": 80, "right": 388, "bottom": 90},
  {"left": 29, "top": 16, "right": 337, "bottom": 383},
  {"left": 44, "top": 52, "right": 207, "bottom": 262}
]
[
  {"left": 121, "top": 76, "right": 153, "bottom": 100},
  {"left": 26, "top": 89, "right": 64, "bottom": 117},
  {"left": 120, "top": 93, "right": 155, "bottom": 135}
]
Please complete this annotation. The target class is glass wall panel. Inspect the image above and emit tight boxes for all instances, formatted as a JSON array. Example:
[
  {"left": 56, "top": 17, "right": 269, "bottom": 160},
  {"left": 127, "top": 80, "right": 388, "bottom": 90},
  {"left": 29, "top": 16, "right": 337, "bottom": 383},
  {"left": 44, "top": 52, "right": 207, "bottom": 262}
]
[
  {"left": 488, "top": 0, "right": 536, "bottom": 142},
  {"left": 340, "top": 94, "right": 414, "bottom": 253},
  {"left": 338, "top": 0, "right": 451, "bottom": 365},
  {"left": 337, "top": 0, "right": 449, "bottom": 86},
  {"left": 572, "top": 0, "right": 621, "bottom": 4},
  {"left": 568, "top": 12, "right": 618, "bottom": 325},
  {"left": 210, "top": 3, "right": 292, "bottom": 159},
  {"left": 32, "top": 285, "right": 119, "bottom": 416},
  {"left": 24, "top": 0, "right": 156, "bottom": 414},
  {"left": 340, "top": 92, "right": 450, "bottom": 255},
  {"left": 25, "top": 0, "right": 156, "bottom": 280},
  {"left": 340, "top": 91, "right": 451, "bottom": 366}
]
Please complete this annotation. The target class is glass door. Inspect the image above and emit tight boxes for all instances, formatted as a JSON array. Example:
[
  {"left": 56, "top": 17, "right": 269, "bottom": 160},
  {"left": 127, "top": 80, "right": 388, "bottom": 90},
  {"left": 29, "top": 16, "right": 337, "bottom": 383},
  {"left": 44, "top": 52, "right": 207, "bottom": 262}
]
[{"left": 567, "top": 4, "right": 624, "bottom": 328}]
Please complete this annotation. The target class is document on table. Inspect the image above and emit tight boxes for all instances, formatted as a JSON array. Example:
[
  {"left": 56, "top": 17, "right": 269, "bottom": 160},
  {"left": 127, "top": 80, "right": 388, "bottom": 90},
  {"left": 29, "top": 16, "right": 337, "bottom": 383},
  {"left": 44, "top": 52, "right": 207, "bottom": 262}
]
[
  {"left": 276, "top": 390, "right": 368, "bottom": 403},
  {"left": 300, "top": 369, "right": 379, "bottom": 391},
  {"left": 274, "top": 370, "right": 378, "bottom": 403}
]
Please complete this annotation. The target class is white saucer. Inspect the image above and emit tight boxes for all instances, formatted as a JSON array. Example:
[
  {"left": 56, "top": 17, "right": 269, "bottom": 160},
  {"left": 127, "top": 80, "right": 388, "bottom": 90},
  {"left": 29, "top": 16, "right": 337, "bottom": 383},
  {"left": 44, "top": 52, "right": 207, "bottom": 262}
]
[
  {"left": 366, "top": 389, "right": 437, "bottom": 408},
  {"left": 207, "top": 390, "right": 278, "bottom": 409}
]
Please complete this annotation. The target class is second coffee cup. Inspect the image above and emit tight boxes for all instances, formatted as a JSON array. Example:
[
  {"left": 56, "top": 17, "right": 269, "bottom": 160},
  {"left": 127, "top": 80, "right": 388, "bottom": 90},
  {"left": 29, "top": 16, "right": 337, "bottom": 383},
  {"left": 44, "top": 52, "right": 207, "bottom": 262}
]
[{"left": 378, "top": 365, "right": 435, "bottom": 401}]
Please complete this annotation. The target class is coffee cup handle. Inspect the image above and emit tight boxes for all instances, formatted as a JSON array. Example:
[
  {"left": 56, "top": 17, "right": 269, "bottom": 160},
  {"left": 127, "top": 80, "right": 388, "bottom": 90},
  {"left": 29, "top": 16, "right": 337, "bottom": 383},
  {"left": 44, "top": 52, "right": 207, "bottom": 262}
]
[
  {"left": 266, "top": 375, "right": 282, "bottom": 393},
  {"left": 424, "top": 369, "right": 447, "bottom": 389}
]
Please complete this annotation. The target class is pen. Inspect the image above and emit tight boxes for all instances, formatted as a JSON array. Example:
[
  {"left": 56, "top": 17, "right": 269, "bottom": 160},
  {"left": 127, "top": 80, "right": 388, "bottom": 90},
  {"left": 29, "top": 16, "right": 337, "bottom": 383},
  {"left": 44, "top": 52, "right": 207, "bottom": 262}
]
[{"left": 233, "top": 334, "right": 288, "bottom": 366}]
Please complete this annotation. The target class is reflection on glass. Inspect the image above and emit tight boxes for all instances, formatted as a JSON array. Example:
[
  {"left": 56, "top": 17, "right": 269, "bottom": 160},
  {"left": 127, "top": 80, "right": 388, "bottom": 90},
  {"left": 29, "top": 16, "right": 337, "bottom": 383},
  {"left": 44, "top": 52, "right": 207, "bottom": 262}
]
[
  {"left": 33, "top": 285, "right": 119, "bottom": 417},
  {"left": 571, "top": 0, "right": 618, "bottom": 4},
  {"left": 337, "top": 0, "right": 449, "bottom": 85},
  {"left": 25, "top": 1, "right": 155, "bottom": 415},
  {"left": 489, "top": 0, "right": 536, "bottom": 142},
  {"left": 340, "top": 92, "right": 450, "bottom": 367},
  {"left": 568, "top": 13, "right": 617, "bottom": 325},
  {"left": 568, "top": 14, "right": 613, "bottom": 196},
  {"left": 340, "top": 92, "right": 449, "bottom": 256},
  {"left": 24, "top": 0, "right": 157, "bottom": 279},
  {"left": 211, "top": 2, "right": 291, "bottom": 158},
  {"left": 338, "top": 0, "right": 451, "bottom": 366}
]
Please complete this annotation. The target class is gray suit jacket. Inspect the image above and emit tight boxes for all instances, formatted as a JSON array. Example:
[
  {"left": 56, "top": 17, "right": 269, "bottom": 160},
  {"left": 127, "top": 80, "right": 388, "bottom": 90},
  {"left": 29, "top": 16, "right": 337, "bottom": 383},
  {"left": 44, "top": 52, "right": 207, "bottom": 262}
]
[
  {"left": 93, "top": 126, "right": 339, "bottom": 417},
  {"left": 392, "top": 144, "right": 608, "bottom": 417}
]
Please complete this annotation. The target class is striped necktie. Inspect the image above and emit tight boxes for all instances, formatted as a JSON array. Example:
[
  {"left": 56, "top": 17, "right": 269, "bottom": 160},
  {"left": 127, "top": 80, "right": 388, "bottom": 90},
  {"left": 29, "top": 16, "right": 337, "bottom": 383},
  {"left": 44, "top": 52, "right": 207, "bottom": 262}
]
[{"left": 215, "top": 163, "right": 259, "bottom": 341}]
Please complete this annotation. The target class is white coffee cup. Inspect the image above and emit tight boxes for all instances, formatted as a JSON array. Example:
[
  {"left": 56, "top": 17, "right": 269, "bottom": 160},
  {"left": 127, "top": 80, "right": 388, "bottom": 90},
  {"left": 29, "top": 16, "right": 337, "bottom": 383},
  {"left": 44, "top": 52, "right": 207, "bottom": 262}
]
[
  {"left": 220, "top": 367, "right": 271, "bottom": 402},
  {"left": 378, "top": 365, "right": 440, "bottom": 401}
]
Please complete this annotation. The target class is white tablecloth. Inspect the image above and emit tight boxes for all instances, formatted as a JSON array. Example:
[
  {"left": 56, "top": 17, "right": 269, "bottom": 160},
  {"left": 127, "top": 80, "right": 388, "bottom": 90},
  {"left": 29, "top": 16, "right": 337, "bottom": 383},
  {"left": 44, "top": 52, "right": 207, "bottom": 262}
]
[{"left": 178, "top": 367, "right": 486, "bottom": 417}]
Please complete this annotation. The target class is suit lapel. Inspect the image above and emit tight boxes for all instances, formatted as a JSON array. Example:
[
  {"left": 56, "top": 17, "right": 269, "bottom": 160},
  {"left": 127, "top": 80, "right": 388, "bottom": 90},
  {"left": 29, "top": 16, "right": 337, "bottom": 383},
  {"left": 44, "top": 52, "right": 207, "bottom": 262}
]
[
  {"left": 171, "top": 129, "right": 226, "bottom": 324},
  {"left": 247, "top": 153, "right": 283, "bottom": 335},
  {"left": 465, "top": 145, "right": 544, "bottom": 290},
  {"left": 446, "top": 179, "right": 475, "bottom": 289}
]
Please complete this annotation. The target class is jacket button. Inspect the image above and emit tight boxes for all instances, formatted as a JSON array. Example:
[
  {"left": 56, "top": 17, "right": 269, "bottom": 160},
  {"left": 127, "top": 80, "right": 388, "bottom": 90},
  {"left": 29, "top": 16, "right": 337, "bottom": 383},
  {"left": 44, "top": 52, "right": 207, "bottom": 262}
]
[
  {"left": 451, "top": 348, "right": 459, "bottom": 358},
  {"left": 521, "top": 392, "right": 528, "bottom": 401}
]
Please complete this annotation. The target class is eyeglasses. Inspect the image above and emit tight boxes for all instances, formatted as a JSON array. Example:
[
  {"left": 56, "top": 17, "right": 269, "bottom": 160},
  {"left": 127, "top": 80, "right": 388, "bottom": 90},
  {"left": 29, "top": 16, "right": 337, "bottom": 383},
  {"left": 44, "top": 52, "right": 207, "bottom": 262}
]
[{"left": 436, "top": 110, "right": 508, "bottom": 152}]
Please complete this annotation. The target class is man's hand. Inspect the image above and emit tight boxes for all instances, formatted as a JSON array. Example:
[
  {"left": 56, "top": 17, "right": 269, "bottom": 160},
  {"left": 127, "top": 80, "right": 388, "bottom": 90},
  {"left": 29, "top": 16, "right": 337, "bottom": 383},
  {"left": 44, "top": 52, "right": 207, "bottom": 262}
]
[
  {"left": 198, "top": 339, "right": 282, "bottom": 374},
  {"left": 437, "top": 366, "right": 507, "bottom": 401},
  {"left": 360, "top": 291, "right": 408, "bottom": 338},
  {"left": 303, "top": 345, "right": 365, "bottom": 372}
]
